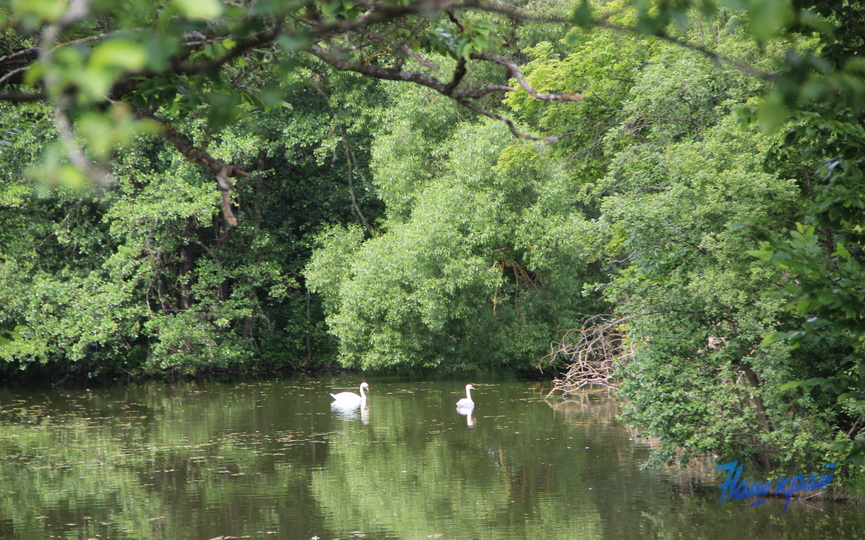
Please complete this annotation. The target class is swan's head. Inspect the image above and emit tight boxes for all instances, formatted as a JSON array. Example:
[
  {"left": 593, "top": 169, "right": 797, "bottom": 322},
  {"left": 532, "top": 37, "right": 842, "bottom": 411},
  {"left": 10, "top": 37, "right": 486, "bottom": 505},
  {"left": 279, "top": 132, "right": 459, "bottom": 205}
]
[
  {"left": 466, "top": 384, "right": 475, "bottom": 390},
  {"left": 361, "top": 382, "right": 370, "bottom": 391}
]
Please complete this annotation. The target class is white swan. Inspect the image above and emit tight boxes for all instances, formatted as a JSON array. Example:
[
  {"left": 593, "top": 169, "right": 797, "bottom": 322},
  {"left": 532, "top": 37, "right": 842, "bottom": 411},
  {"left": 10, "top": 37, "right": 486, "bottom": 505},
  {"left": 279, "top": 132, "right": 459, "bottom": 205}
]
[
  {"left": 456, "top": 384, "right": 475, "bottom": 410},
  {"left": 330, "top": 382, "right": 370, "bottom": 408}
]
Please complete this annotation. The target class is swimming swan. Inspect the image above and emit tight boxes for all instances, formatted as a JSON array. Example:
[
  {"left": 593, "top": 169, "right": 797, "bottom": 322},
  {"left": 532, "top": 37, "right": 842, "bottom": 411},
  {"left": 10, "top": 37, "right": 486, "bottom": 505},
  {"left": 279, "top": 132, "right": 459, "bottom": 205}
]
[
  {"left": 330, "top": 382, "right": 370, "bottom": 408},
  {"left": 456, "top": 384, "right": 475, "bottom": 410}
]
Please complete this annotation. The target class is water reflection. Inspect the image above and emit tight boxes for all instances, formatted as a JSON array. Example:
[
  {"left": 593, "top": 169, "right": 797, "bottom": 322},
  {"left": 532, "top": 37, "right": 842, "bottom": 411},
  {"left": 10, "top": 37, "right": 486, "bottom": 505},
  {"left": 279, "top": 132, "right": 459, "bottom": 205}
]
[
  {"left": 0, "top": 377, "right": 861, "bottom": 539},
  {"left": 330, "top": 402, "right": 370, "bottom": 424},
  {"left": 456, "top": 407, "right": 475, "bottom": 427}
]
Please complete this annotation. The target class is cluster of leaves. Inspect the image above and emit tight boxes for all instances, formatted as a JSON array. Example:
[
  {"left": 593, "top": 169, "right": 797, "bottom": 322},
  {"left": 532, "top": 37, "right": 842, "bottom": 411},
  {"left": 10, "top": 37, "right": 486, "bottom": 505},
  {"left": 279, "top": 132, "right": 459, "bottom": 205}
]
[
  {"left": 0, "top": 69, "right": 385, "bottom": 378},
  {"left": 751, "top": 120, "right": 865, "bottom": 463},
  {"left": 0, "top": 0, "right": 595, "bottom": 380},
  {"left": 729, "top": 0, "right": 865, "bottom": 466},
  {"left": 306, "top": 88, "right": 603, "bottom": 368}
]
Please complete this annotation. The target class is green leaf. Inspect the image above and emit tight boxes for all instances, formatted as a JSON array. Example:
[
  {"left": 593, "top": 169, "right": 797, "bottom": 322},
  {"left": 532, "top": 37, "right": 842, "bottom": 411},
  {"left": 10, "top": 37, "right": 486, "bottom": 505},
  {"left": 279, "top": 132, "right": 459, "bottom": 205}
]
[
  {"left": 747, "top": 0, "right": 794, "bottom": 41},
  {"left": 835, "top": 242, "right": 851, "bottom": 260},
  {"left": 172, "top": 0, "right": 223, "bottom": 19},
  {"left": 142, "top": 33, "right": 181, "bottom": 71},
  {"left": 12, "top": 0, "right": 66, "bottom": 25},
  {"left": 763, "top": 331, "right": 787, "bottom": 344},
  {"left": 756, "top": 91, "right": 789, "bottom": 132},
  {"left": 780, "top": 380, "right": 804, "bottom": 391},
  {"left": 90, "top": 40, "right": 148, "bottom": 72},
  {"left": 844, "top": 57, "right": 865, "bottom": 73},
  {"left": 278, "top": 32, "right": 312, "bottom": 52},
  {"left": 718, "top": 0, "right": 748, "bottom": 11},
  {"left": 798, "top": 9, "right": 834, "bottom": 36}
]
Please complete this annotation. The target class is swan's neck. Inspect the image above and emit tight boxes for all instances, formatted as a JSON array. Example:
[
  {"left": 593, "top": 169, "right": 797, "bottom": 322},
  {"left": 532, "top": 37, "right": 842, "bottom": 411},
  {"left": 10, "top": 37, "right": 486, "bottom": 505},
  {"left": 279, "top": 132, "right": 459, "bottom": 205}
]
[
  {"left": 359, "top": 385, "right": 367, "bottom": 400},
  {"left": 466, "top": 386, "right": 473, "bottom": 400}
]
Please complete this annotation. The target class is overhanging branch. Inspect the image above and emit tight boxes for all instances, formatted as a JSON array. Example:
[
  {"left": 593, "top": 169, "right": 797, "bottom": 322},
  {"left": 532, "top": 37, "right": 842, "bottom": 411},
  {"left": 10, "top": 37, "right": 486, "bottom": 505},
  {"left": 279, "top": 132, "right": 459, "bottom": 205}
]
[
  {"left": 135, "top": 108, "right": 249, "bottom": 226},
  {"left": 308, "top": 43, "right": 450, "bottom": 92},
  {"left": 307, "top": 43, "right": 576, "bottom": 141},
  {"left": 456, "top": 98, "right": 554, "bottom": 141},
  {"left": 471, "top": 52, "right": 585, "bottom": 102}
]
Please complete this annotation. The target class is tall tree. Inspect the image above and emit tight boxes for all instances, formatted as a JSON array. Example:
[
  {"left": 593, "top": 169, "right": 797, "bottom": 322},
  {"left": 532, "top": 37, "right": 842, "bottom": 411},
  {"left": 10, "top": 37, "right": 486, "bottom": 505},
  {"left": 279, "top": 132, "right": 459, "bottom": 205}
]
[{"left": 749, "top": 0, "right": 865, "bottom": 464}]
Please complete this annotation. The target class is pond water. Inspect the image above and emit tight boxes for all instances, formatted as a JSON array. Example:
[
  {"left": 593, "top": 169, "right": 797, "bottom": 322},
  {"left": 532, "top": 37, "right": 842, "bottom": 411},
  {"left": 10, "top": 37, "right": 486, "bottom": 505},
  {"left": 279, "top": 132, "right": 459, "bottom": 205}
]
[{"left": 0, "top": 375, "right": 862, "bottom": 539}]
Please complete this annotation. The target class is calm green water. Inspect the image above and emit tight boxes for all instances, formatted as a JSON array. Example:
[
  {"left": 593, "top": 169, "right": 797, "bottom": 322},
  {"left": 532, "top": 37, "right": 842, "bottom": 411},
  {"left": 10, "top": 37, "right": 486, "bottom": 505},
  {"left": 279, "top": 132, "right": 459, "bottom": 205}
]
[{"left": 0, "top": 375, "right": 862, "bottom": 539}]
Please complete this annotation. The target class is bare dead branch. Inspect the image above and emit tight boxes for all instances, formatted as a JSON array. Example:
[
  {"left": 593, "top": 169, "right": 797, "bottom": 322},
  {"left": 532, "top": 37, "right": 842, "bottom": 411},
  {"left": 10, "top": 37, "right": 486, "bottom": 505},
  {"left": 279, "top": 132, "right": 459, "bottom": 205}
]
[
  {"left": 0, "top": 66, "right": 29, "bottom": 86},
  {"left": 544, "top": 314, "right": 630, "bottom": 396},
  {"left": 0, "top": 48, "right": 38, "bottom": 85},
  {"left": 216, "top": 165, "right": 238, "bottom": 226}
]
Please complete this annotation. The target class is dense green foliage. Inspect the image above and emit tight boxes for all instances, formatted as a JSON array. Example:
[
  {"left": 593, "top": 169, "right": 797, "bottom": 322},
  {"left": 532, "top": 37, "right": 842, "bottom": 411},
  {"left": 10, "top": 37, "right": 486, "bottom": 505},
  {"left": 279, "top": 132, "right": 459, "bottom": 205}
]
[
  {"left": 741, "top": 0, "right": 865, "bottom": 467},
  {"left": 0, "top": 72, "right": 384, "bottom": 377},
  {"left": 2, "top": 0, "right": 865, "bottom": 473},
  {"left": 306, "top": 89, "right": 604, "bottom": 369}
]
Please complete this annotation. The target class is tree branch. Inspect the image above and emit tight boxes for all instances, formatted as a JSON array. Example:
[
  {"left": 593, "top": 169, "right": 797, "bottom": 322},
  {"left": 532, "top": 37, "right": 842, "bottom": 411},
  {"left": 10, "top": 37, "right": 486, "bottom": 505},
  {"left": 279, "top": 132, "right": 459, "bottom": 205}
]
[
  {"left": 308, "top": 43, "right": 450, "bottom": 92},
  {"left": 0, "top": 91, "right": 46, "bottom": 102},
  {"left": 37, "top": 0, "right": 114, "bottom": 186},
  {"left": 443, "top": 57, "right": 467, "bottom": 94},
  {"left": 456, "top": 97, "right": 554, "bottom": 141},
  {"left": 171, "top": 26, "right": 284, "bottom": 76},
  {"left": 360, "top": 29, "right": 442, "bottom": 74},
  {"left": 0, "top": 48, "right": 38, "bottom": 85},
  {"left": 308, "top": 44, "right": 567, "bottom": 140},
  {"left": 135, "top": 108, "right": 249, "bottom": 226},
  {"left": 471, "top": 52, "right": 585, "bottom": 102}
]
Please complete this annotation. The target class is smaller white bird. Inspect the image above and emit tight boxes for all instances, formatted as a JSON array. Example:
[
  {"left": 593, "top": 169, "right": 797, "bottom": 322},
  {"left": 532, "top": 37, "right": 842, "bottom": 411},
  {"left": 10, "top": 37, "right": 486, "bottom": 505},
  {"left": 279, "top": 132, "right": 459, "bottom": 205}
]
[
  {"left": 456, "top": 383, "right": 476, "bottom": 410},
  {"left": 330, "top": 382, "right": 370, "bottom": 408}
]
